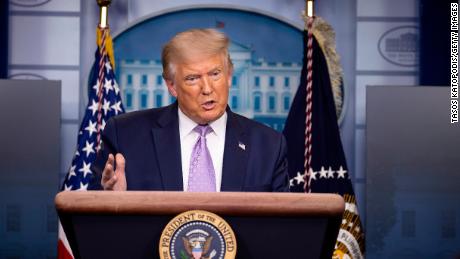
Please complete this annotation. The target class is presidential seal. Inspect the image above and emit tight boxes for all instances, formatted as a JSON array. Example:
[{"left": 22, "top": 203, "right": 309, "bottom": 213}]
[{"left": 159, "top": 210, "right": 237, "bottom": 259}]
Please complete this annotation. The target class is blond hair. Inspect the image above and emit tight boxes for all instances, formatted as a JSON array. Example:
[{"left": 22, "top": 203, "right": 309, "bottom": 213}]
[{"left": 162, "top": 28, "right": 233, "bottom": 81}]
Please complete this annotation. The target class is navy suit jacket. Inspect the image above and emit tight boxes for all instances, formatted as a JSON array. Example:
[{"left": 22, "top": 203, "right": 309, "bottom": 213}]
[{"left": 89, "top": 102, "right": 289, "bottom": 192}]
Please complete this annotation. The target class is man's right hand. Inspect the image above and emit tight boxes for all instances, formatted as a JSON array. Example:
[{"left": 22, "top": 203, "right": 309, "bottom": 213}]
[{"left": 101, "top": 153, "right": 127, "bottom": 191}]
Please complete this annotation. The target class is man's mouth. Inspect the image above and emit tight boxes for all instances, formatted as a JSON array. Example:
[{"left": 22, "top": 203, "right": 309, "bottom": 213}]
[{"left": 202, "top": 100, "right": 216, "bottom": 110}]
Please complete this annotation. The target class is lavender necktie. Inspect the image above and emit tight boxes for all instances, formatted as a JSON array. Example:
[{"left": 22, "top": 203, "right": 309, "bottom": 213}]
[{"left": 187, "top": 125, "right": 216, "bottom": 192}]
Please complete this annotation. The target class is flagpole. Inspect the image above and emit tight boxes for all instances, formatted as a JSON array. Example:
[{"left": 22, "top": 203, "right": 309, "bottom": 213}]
[
  {"left": 97, "top": 0, "right": 111, "bottom": 28},
  {"left": 304, "top": 0, "right": 315, "bottom": 192},
  {"left": 96, "top": 0, "right": 112, "bottom": 149}
]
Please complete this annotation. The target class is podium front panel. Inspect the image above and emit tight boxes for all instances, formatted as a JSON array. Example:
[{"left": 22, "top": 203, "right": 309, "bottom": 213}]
[{"left": 56, "top": 191, "right": 344, "bottom": 259}]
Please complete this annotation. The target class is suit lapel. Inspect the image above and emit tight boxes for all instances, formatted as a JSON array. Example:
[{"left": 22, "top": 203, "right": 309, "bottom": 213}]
[
  {"left": 221, "top": 110, "right": 249, "bottom": 191},
  {"left": 151, "top": 103, "right": 183, "bottom": 191}
]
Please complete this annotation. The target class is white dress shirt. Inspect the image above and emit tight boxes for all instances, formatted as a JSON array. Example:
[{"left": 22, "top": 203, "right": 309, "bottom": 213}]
[{"left": 178, "top": 108, "right": 227, "bottom": 192}]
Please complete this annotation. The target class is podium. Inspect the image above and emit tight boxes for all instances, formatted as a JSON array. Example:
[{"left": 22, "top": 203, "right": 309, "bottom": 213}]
[{"left": 56, "top": 191, "right": 344, "bottom": 259}]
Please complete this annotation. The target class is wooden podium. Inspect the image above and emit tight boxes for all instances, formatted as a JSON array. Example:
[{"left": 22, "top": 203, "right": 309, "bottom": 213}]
[{"left": 56, "top": 191, "right": 344, "bottom": 259}]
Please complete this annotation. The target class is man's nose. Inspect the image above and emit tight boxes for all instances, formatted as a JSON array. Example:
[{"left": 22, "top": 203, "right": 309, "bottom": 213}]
[{"left": 201, "top": 76, "right": 213, "bottom": 95}]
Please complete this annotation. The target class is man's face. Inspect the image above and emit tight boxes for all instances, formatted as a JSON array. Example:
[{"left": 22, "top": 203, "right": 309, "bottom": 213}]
[{"left": 166, "top": 54, "right": 231, "bottom": 124}]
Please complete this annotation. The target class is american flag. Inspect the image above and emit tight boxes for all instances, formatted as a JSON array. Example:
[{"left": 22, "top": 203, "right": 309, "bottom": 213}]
[
  {"left": 283, "top": 17, "right": 365, "bottom": 258},
  {"left": 215, "top": 20, "right": 225, "bottom": 28},
  {"left": 57, "top": 26, "right": 125, "bottom": 259}
]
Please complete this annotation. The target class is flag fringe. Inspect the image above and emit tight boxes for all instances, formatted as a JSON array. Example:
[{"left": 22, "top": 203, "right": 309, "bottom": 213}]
[
  {"left": 302, "top": 14, "right": 344, "bottom": 119},
  {"left": 97, "top": 27, "right": 116, "bottom": 70}
]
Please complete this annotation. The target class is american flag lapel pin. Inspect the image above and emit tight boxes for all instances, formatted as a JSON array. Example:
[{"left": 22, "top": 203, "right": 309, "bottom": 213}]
[{"left": 238, "top": 142, "right": 246, "bottom": 151}]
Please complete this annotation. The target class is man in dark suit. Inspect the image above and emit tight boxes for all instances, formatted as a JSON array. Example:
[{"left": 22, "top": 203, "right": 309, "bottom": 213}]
[{"left": 90, "top": 28, "right": 289, "bottom": 192}]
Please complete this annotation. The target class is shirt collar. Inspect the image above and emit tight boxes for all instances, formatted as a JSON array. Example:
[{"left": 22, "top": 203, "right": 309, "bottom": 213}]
[{"left": 178, "top": 107, "right": 227, "bottom": 140}]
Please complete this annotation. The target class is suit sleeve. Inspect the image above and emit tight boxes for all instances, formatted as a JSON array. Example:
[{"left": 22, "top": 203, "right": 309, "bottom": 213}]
[
  {"left": 271, "top": 134, "right": 290, "bottom": 192},
  {"left": 88, "top": 117, "right": 119, "bottom": 190}
]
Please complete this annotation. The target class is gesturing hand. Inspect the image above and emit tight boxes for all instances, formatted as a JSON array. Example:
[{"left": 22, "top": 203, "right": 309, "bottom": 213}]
[{"left": 101, "top": 153, "right": 127, "bottom": 191}]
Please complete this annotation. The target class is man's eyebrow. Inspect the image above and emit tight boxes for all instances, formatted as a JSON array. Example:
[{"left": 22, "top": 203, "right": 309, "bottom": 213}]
[
  {"left": 208, "top": 67, "right": 222, "bottom": 73},
  {"left": 183, "top": 73, "right": 201, "bottom": 78}
]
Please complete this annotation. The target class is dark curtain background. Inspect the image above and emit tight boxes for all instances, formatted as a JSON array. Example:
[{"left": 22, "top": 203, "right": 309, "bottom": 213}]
[{"left": 419, "top": 0, "right": 456, "bottom": 86}]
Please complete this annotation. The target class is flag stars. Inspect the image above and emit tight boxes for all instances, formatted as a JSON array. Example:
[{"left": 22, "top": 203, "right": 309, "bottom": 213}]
[
  {"left": 319, "top": 166, "right": 328, "bottom": 178},
  {"left": 337, "top": 166, "right": 347, "bottom": 178},
  {"left": 82, "top": 141, "right": 95, "bottom": 157},
  {"left": 102, "top": 98, "right": 111, "bottom": 115},
  {"left": 111, "top": 101, "right": 123, "bottom": 115},
  {"left": 327, "top": 167, "right": 335, "bottom": 178},
  {"left": 103, "top": 78, "right": 113, "bottom": 94},
  {"left": 64, "top": 184, "right": 73, "bottom": 191},
  {"left": 294, "top": 172, "right": 305, "bottom": 185},
  {"left": 96, "top": 139, "right": 103, "bottom": 152},
  {"left": 78, "top": 182, "right": 89, "bottom": 191},
  {"left": 88, "top": 99, "right": 99, "bottom": 116},
  {"left": 78, "top": 161, "right": 92, "bottom": 178},
  {"left": 105, "top": 60, "right": 112, "bottom": 73},
  {"left": 67, "top": 165, "right": 77, "bottom": 180},
  {"left": 307, "top": 166, "right": 347, "bottom": 181},
  {"left": 92, "top": 82, "right": 100, "bottom": 95},
  {"left": 289, "top": 166, "right": 349, "bottom": 186},
  {"left": 101, "top": 119, "right": 106, "bottom": 131},
  {"left": 113, "top": 81, "right": 120, "bottom": 95},
  {"left": 85, "top": 120, "right": 98, "bottom": 137},
  {"left": 310, "top": 168, "right": 317, "bottom": 180}
]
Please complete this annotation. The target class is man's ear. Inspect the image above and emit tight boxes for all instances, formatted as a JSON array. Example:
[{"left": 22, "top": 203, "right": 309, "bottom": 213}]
[
  {"left": 227, "top": 69, "right": 233, "bottom": 88},
  {"left": 165, "top": 79, "right": 178, "bottom": 97}
]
